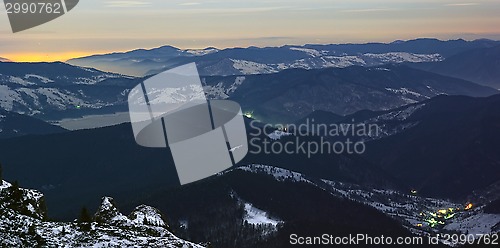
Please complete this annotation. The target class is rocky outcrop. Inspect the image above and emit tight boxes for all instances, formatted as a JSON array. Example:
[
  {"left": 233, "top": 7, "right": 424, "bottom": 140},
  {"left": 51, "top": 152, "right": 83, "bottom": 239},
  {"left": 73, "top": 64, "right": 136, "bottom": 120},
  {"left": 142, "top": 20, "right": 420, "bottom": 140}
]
[
  {"left": 129, "top": 204, "right": 167, "bottom": 227},
  {"left": 0, "top": 180, "right": 204, "bottom": 247}
]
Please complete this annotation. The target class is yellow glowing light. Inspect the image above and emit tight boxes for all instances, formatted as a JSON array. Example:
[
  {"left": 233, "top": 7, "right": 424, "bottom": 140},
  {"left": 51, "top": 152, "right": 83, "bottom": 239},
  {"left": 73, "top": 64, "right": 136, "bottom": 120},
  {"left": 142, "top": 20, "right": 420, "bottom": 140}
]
[
  {"left": 438, "top": 209, "right": 447, "bottom": 214},
  {"left": 465, "top": 203, "right": 473, "bottom": 210}
]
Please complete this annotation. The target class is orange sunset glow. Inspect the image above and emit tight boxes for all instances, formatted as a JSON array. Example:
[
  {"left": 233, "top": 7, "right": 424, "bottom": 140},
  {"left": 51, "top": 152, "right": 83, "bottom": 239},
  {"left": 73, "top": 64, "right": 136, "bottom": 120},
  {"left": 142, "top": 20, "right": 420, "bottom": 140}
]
[
  {"left": 1, "top": 0, "right": 500, "bottom": 62},
  {"left": 3, "top": 52, "right": 104, "bottom": 63}
]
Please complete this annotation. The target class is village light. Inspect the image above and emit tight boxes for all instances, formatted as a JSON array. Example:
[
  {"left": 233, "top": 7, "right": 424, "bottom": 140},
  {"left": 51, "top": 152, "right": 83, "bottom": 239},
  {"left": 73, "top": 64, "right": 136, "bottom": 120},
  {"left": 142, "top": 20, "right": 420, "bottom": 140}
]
[
  {"left": 244, "top": 112, "right": 253, "bottom": 118},
  {"left": 465, "top": 203, "right": 473, "bottom": 210}
]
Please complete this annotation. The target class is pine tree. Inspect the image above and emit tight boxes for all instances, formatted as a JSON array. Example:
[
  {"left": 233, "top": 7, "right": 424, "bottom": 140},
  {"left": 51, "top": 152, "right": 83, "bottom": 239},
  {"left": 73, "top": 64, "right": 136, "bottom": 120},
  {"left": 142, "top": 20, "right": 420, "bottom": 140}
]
[
  {"left": 78, "top": 207, "right": 92, "bottom": 223},
  {"left": 39, "top": 198, "right": 48, "bottom": 220},
  {"left": 8, "top": 180, "right": 23, "bottom": 212},
  {"left": 78, "top": 206, "right": 93, "bottom": 231},
  {"left": 11, "top": 180, "right": 19, "bottom": 190}
]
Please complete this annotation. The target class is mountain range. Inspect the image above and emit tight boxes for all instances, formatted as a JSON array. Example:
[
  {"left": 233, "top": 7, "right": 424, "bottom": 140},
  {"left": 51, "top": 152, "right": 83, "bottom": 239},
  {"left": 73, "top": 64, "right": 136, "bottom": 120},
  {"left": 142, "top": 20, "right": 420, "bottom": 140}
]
[
  {"left": 2, "top": 60, "right": 497, "bottom": 124},
  {"left": 203, "top": 64, "right": 498, "bottom": 122},
  {"left": 1, "top": 38, "right": 500, "bottom": 247},
  {"left": 0, "top": 61, "right": 138, "bottom": 120},
  {"left": 412, "top": 45, "right": 500, "bottom": 89},
  {"left": 67, "top": 38, "right": 500, "bottom": 77}
]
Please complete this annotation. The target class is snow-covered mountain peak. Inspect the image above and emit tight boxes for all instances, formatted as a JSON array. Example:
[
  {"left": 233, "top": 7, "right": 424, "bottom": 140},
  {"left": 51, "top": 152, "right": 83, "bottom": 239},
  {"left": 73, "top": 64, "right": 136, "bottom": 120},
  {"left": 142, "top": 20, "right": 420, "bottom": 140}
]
[
  {"left": 129, "top": 205, "right": 167, "bottom": 227},
  {"left": 94, "top": 196, "right": 128, "bottom": 224}
]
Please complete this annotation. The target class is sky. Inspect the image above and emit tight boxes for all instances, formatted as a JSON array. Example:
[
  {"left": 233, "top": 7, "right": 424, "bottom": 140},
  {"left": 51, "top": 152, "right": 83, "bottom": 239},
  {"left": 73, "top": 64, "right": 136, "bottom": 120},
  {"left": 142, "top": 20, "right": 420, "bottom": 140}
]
[{"left": 1, "top": 0, "right": 500, "bottom": 62}]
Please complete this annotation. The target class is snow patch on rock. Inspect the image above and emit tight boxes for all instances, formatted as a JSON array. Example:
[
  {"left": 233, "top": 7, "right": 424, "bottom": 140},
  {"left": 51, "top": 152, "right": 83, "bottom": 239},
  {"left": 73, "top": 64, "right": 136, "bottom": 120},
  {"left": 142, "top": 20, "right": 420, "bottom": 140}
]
[{"left": 129, "top": 205, "right": 166, "bottom": 227}]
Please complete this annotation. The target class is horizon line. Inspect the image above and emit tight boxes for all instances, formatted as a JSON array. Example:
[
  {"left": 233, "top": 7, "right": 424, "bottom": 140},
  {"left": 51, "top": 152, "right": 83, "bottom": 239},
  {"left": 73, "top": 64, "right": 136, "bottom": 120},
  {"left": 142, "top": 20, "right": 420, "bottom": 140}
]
[{"left": 2, "top": 37, "right": 499, "bottom": 63}]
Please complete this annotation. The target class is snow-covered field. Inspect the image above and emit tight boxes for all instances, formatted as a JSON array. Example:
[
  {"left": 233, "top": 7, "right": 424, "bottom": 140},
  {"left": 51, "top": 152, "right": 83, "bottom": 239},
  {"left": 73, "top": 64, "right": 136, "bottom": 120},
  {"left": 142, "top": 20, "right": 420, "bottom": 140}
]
[
  {"left": 244, "top": 202, "right": 280, "bottom": 227},
  {"left": 445, "top": 213, "right": 500, "bottom": 236}
]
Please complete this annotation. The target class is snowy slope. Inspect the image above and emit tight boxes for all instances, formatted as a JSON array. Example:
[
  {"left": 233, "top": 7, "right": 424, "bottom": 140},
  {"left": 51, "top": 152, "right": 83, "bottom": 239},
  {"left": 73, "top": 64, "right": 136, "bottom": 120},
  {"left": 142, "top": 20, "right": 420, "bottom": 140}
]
[
  {"left": 243, "top": 202, "right": 280, "bottom": 227},
  {"left": 227, "top": 51, "right": 443, "bottom": 76},
  {"left": 444, "top": 213, "right": 500, "bottom": 235},
  {"left": 0, "top": 62, "right": 136, "bottom": 119},
  {"left": 232, "top": 165, "right": 500, "bottom": 239}
]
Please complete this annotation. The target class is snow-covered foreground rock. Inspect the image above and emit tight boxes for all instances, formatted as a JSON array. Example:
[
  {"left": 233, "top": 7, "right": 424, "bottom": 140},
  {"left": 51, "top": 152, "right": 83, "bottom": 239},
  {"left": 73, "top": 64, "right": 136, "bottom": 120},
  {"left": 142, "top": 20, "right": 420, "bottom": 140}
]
[{"left": 0, "top": 180, "right": 204, "bottom": 248}]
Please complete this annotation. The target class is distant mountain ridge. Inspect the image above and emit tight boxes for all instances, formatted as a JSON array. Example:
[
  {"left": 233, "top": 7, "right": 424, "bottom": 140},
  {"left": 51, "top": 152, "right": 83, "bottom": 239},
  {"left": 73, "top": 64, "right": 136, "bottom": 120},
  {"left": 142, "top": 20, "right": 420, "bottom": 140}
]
[
  {"left": 411, "top": 45, "right": 500, "bottom": 89},
  {"left": 203, "top": 64, "right": 498, "bottom": 121},
  {"left": 68, "top": 38, "right": 500, "bottom": 77},
  {"left": 0, "top": 57, "right": 10, "bottom": 62}
]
